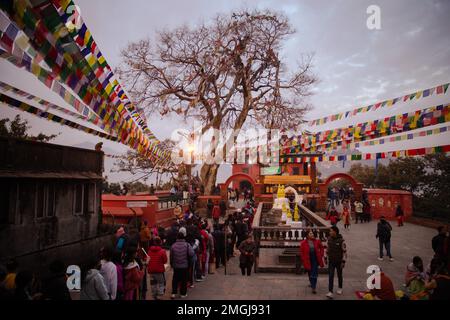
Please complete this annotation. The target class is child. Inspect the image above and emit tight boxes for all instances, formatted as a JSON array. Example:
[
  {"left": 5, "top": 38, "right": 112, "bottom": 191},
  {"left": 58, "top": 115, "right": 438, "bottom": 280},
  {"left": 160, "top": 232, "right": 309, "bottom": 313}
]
[
  {"left": 148, "top": 237, "right": 168, "bottom": 300},
  {"left": 342, "top": 206, "right": 351, "bottom": 229}
]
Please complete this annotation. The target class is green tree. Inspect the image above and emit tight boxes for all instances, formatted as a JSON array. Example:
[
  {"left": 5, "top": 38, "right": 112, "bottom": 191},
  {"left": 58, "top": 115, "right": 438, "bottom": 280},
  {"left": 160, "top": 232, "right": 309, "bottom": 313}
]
[
  {"left": 123, "top": 181, "right": 150, "bottom": 194},
  {"left": 348, "top": 163, "right": 376, "bottom": 187},
  {"left": 348, "top": 155, "right": 450, "bottom": 220},
  {"left": 386, "top": 157, "right": 426, "bottom": 194},
  {"left": 0, "top": 115, "right": 58, "bottom": 142}
]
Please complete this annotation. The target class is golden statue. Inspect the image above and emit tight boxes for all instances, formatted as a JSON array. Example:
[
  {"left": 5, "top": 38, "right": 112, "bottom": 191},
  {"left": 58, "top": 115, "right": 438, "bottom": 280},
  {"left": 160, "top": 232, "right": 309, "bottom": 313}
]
[{"left": 294, "top": 204, "right": 299, "bottom": 221}]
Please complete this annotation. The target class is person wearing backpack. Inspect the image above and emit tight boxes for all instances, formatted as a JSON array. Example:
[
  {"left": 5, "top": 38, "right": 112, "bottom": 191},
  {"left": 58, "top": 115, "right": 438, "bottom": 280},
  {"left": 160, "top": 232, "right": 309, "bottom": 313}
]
[
  {"left": 170, "top": 232, "right": 195, "bottom": 299},
  {"left": 376, "top": 216, "right": 394, "bottom": 261}
]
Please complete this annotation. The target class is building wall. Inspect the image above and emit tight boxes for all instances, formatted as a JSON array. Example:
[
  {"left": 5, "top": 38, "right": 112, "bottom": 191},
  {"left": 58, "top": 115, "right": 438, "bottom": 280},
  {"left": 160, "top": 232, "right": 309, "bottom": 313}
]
[
  {"left": 0, "top": 179, "right": 102, "bottom": 261},
  {"left": 366, "top": 189, "right": 413, "bottom": 220},
  {"left": 0, "top": 138, "right": 105, "bottom": 273},
  {"left": 102, "top": 194, "right": 189, "bottom": 229}
]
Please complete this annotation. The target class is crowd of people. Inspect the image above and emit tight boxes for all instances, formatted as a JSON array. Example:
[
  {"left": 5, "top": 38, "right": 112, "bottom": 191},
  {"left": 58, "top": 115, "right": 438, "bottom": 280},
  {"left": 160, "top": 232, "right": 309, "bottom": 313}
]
[
  {"left": 227, "top": 187, "right": 254, "bottom": 203},
  {"left": 1, "top": 188, "right": 448, "bottom": 301},
  {"left": 165, "top": 200, "right": 257, "bottom": 298},
  {"left": 298, "top": 216, "right": 450, "bottom": 300}
]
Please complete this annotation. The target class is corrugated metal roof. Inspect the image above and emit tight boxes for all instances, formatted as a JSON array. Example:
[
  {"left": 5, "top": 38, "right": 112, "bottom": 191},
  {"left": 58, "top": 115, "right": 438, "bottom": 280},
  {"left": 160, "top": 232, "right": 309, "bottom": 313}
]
[{"left": 0, "top": 170, "right": 102, "bottom": 179}]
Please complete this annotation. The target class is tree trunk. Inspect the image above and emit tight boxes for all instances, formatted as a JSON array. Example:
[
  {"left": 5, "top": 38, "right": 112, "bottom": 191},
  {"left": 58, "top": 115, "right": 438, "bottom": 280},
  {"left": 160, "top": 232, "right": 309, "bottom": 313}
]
[{"left": 200, "top": 163, "right": 220, "bottom": 195}]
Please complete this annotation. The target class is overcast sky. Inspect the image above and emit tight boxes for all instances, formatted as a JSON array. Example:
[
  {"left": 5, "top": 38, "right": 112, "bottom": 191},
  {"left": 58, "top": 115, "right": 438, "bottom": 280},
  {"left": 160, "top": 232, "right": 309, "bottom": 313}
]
[{"left": 0, "top": 0, "right": 449, "bottom": 184}]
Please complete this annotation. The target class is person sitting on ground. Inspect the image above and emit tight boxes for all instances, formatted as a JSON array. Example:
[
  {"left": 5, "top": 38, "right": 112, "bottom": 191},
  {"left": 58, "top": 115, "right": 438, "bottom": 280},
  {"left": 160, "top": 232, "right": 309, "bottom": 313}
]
[
  {"left": 425, "top": 264, "right": 450, "bottom": 300},
  {"left": 405, "top": 256, "right": 428, "bottom": 299},
  {"left": 368, "top": 269, "right": 396, "bottom": 300}
]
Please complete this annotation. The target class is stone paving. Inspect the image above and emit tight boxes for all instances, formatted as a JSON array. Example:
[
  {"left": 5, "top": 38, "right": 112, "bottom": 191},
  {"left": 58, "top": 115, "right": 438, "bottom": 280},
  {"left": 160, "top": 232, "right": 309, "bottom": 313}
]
[{"left": 150, "top": 219, "right": 437, "bottom": 300}]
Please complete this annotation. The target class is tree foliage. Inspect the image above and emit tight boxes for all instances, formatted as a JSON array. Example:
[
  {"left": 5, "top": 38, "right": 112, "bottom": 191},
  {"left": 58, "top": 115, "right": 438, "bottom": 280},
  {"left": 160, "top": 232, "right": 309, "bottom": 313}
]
[
  {"left": 0, "top": 115, "right": 58, "bottom": 142},
  {"left": 348, "top": 155, "right": 450, "bottom": 219}
]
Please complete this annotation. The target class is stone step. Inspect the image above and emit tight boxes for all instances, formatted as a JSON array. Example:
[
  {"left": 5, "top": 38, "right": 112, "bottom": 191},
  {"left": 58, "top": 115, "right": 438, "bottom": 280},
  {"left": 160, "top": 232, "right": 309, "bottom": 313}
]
[{"left": 278, "top": 254, "right": 297, "bottom": 265}]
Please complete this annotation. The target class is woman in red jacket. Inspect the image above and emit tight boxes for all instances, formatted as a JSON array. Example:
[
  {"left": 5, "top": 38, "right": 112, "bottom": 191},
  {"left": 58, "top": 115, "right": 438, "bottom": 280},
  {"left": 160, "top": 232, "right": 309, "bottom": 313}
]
[
  {"left": 148, "top": 237, "right": 168, "bottom": 300},
  {"left": 299, "top": 231, "right": 324, "bottom": 294}
]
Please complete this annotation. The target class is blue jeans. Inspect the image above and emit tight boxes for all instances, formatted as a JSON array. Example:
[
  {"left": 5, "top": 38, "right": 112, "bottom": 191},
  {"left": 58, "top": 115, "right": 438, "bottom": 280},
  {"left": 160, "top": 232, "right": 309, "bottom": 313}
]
[
  {"left": 308, "top": 252, "right": 318, "bottom": 289},
  {"left": 379, "top": 239, "right": 392, "bottom": 258}
]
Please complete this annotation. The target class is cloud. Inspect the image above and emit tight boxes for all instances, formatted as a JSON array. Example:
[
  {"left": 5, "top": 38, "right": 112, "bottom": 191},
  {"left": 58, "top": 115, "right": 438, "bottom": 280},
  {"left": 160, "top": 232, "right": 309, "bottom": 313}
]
[{"left": 406, "top": 26, "right": 423, "bottom": 37}]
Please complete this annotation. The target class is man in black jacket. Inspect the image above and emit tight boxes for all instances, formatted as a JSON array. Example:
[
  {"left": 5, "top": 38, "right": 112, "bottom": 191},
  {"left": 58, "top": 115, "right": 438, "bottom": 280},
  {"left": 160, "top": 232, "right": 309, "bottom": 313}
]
[
  {"left": 234, "top": 216, "right": 249, "bottom": 250},
  {"left": 376, "top": 216, "right": 394, "bottom": 262},
  {"left": 432, "top": 226, "right": 449, "bottom": 262},
  {"left": 326, "top": 226, "right": 347, "bottom": 299},
  {"left": 212, "top": 224, "right": 226, "bottom": 268}
]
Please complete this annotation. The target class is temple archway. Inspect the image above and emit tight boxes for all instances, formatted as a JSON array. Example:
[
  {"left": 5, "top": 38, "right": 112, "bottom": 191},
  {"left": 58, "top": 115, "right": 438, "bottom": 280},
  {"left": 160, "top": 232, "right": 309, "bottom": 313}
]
[
  {"left": 219, "top": 172, "right": 265, "bottom": 201},
  {"left": 317, "top": 173, "right": 364, "bottom": 211}
]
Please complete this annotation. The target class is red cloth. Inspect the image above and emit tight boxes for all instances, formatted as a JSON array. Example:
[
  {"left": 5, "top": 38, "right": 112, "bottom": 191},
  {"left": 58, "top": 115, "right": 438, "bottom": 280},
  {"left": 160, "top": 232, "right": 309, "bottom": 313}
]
[
  {"left": 369, "top": 272, "right": 396, "bottom": 300},
  {"left": 299, "top": 239, "right": 324, "bottom": 271},
  {"left": 147, "top": 246, "right": 167, "bottom": 273},
  {"left": 342, "top": 208, "right": 351, "bottom": 225},
  {"left": 200, "top": 229, "right": 209, "bottom": 252},
  {"left": 212, "top": 205, "right": 221, "bottom": 219},
  {"left": 124, "top": 263, "right": 144, "bottom": 293}
]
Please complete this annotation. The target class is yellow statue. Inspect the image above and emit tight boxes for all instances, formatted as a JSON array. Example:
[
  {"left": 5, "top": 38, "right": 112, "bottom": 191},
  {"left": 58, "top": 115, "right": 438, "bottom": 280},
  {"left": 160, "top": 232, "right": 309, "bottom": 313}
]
[
  {"left": 294, "top": 204, "right": 299, "bottom": 221},
  {"left": 282, "top": 201, "right": 287, "bottom": 214},
  {"left": 286, "top": 204, "right": 292, "bottom": 219}
]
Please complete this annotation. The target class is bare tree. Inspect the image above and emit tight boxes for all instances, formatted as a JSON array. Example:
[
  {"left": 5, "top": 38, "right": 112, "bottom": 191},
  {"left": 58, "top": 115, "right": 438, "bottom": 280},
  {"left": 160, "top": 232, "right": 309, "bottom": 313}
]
[
  {"left": 115, "top": 139, "right": 178, "bottom": 186},
  {"left": 118, "top": 9, "right": 316, "bottom": 194}
]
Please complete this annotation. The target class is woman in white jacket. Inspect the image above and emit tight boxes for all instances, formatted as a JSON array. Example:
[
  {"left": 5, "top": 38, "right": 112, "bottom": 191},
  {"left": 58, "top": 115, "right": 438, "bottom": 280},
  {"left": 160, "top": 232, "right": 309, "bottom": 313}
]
[
  {"left": 80, "top": 260, "right": 109, "bottom": 300},
  {"left": 100, "top": 246, "right": 118, "bottom": 300}
]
